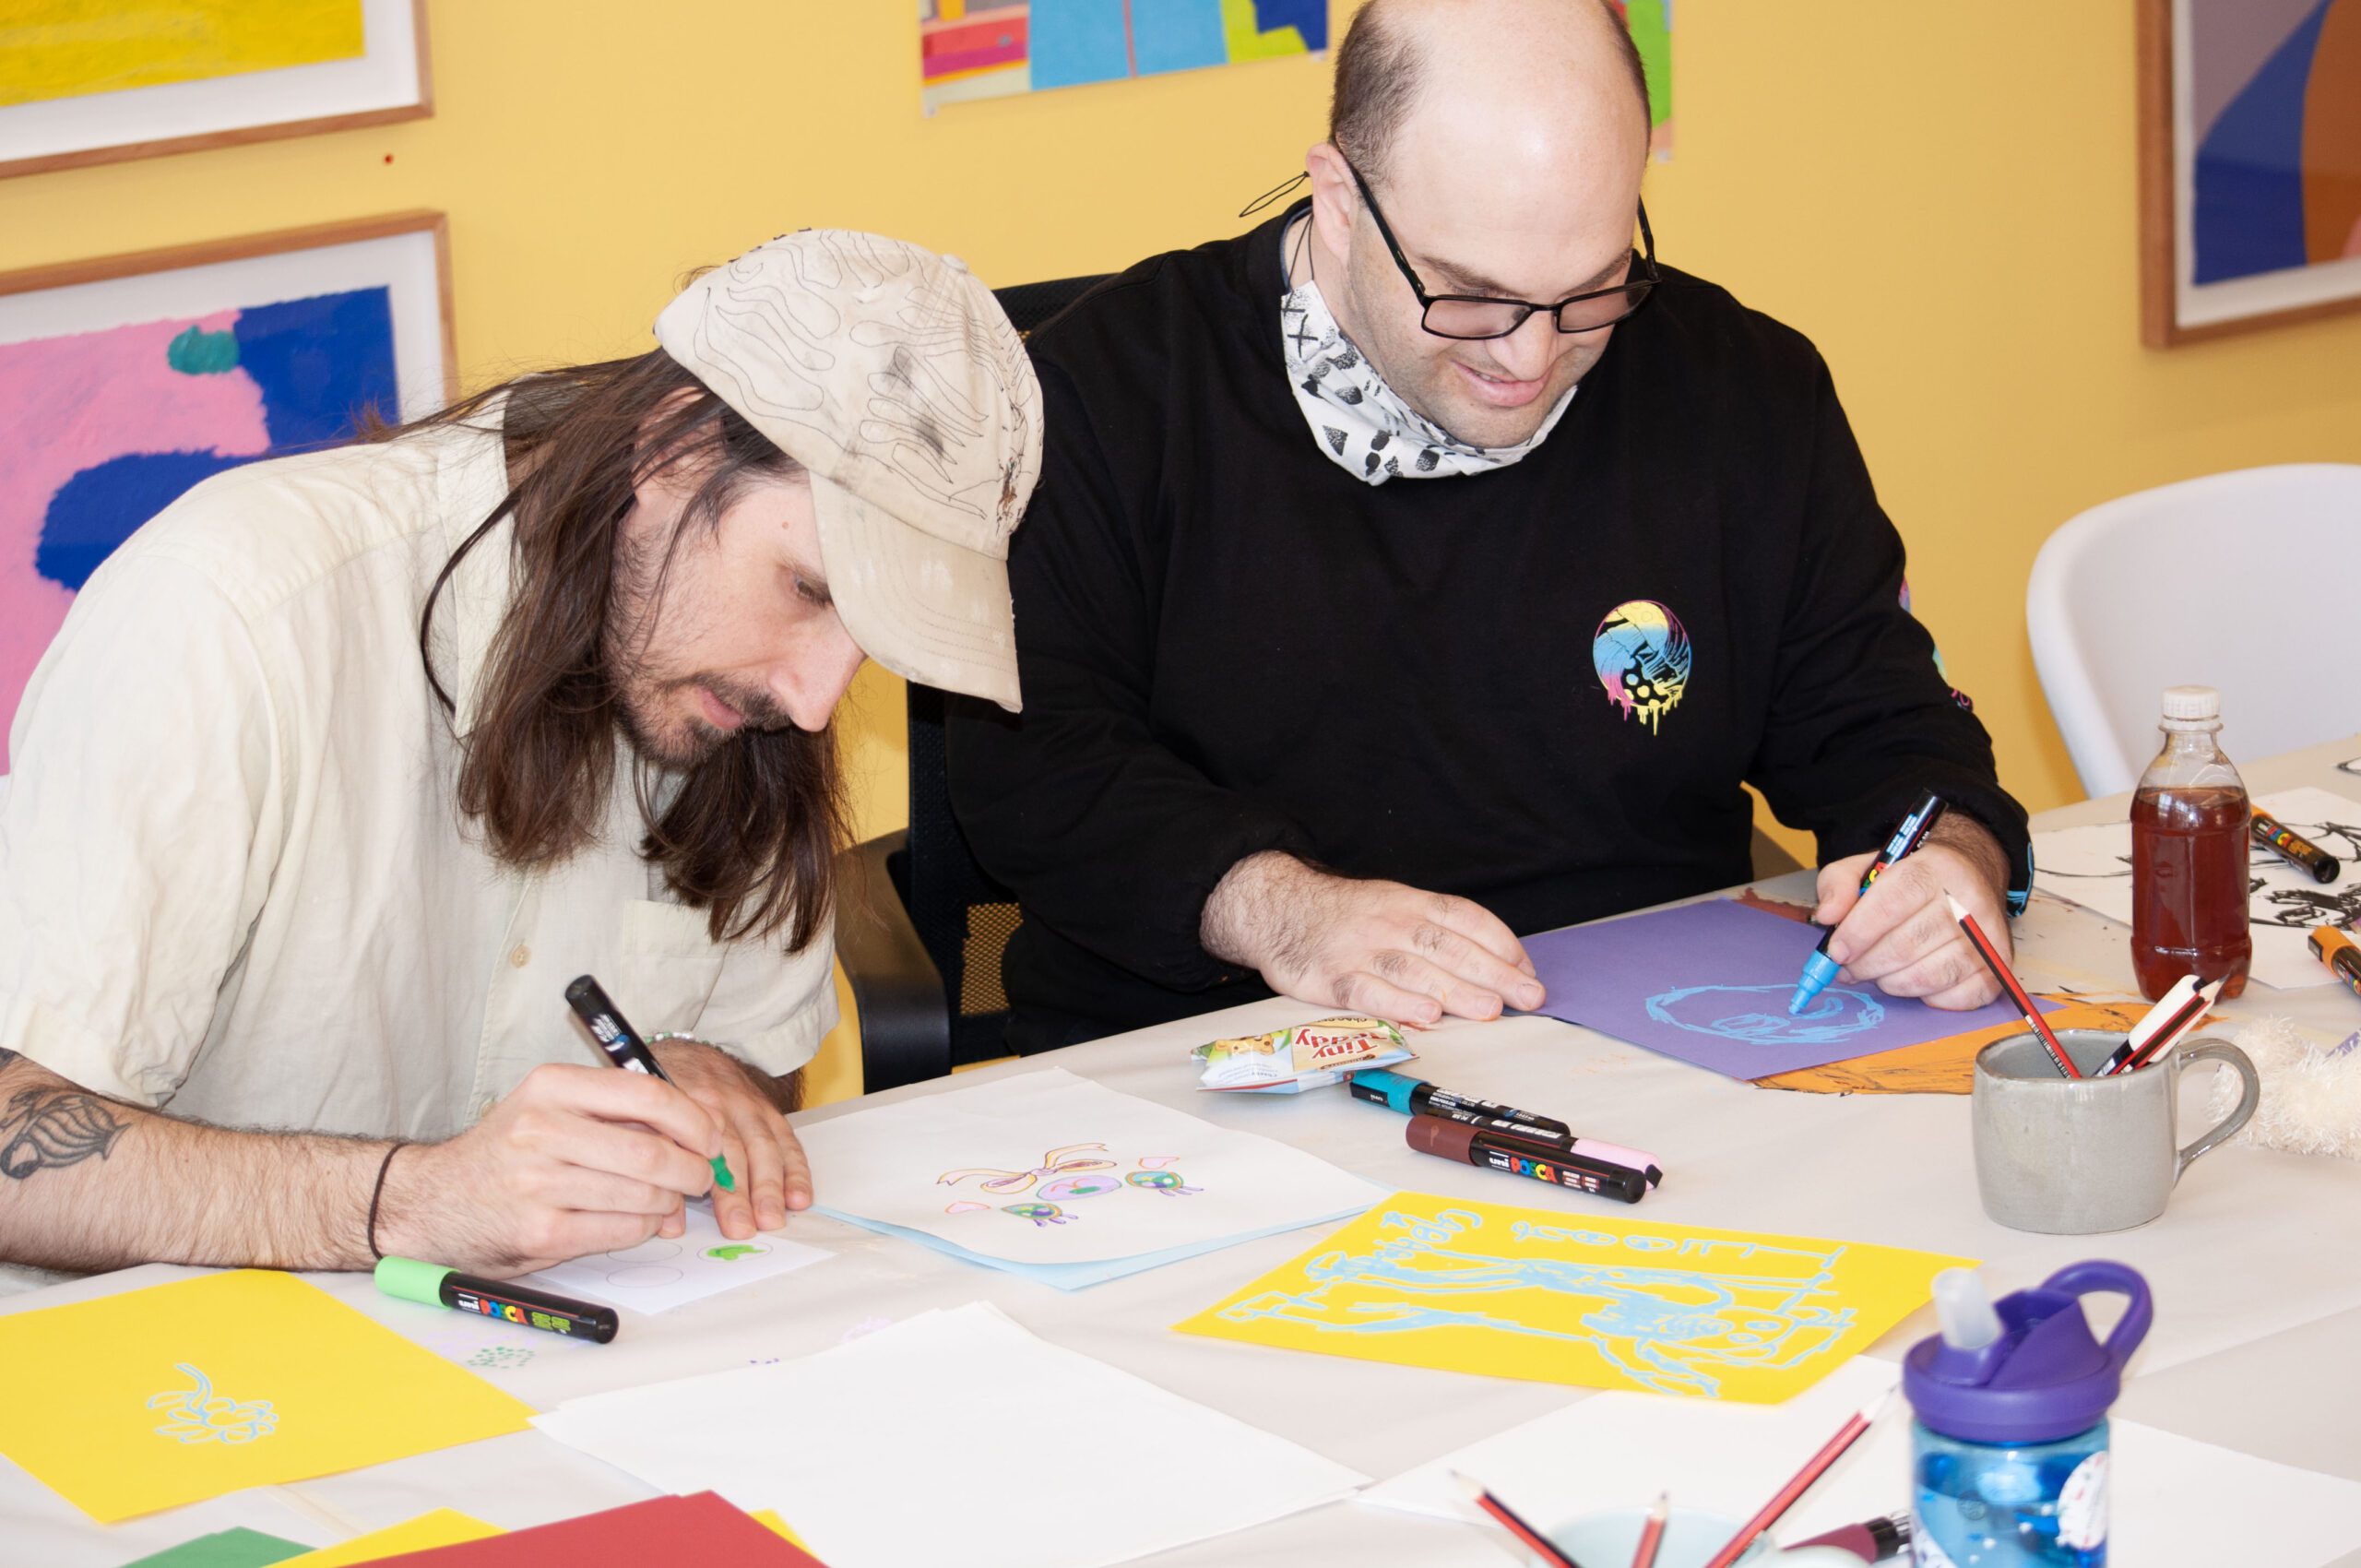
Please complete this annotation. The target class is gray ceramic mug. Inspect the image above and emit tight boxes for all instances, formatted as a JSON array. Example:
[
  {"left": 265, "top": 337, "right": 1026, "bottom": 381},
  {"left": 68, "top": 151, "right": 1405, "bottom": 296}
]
[{"left": 1972, "top": 1028, "right": 2260, "bottom": 1234}]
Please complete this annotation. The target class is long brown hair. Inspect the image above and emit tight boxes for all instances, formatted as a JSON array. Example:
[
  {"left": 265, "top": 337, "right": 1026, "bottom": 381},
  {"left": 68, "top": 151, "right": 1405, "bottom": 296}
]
[{"left": 394, "top": 350, "right": 846, "bottom": 951}]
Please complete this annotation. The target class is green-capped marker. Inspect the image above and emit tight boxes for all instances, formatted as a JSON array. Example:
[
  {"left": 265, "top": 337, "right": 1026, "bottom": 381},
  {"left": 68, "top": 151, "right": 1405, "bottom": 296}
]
[{"left": 374, "top": 1255, "right": 618, "bottom": 1343}]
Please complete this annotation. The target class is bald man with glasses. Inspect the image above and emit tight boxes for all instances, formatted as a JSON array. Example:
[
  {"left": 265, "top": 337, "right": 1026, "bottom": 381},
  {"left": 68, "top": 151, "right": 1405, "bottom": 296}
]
[{"left": 949, "top": 0, "right": 2033, "bottom": 1054}]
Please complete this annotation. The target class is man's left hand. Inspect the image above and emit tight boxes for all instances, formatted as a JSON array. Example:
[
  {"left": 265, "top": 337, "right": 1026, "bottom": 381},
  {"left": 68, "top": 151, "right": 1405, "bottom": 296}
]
[
  {"left": 648, "top": 1040, "right": 813, "bottom": 1240},
  {"left": 1812, "top": 816, "right": 2012, "bottom": 1011}
]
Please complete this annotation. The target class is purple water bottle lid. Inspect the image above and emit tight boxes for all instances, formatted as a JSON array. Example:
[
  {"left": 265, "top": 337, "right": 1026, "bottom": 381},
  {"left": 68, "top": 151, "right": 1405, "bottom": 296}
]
[{"left": 1903, "top": 1260, "right": 2153, "bottom": 1444}]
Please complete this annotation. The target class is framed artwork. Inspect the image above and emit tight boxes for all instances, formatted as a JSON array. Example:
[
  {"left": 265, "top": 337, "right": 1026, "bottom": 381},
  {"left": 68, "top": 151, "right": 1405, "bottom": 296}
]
[
  {"left": 0, "top": 0, "right": 432, "bottom": 179},
  {"left": 0, "top": 210, "right": 455, "bottom": 768},
  {"left": 2140, "top": 0, "right": 2361, "bottom": 346},
  {"left": 919, "top": 0, "right": 1327, "bottom": 114}
]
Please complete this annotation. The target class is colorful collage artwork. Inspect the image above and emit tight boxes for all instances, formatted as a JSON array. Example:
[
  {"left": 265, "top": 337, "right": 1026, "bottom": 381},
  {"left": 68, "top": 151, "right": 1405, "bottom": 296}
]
[{"left": 921, "top": 0, "right": 1331, "bottom": 113}]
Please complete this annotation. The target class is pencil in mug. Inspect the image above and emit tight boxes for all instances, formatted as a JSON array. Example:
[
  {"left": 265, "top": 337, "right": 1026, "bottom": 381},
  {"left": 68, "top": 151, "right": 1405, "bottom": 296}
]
[
  {"left": 1701, "top": 1391, "right": 1893, "bottom": 1568},
  {"left": 1453, "top": 1471, "right": 1587, "bottom": 1568},
  {"left": 1631, "top": 1491, "right": 1669, "bottom": 1568},
  {"left": 2116, "top": 980, "right": 2222, "bottom": 1075},
  {"left": 1944, "top": 895, "right": 2077, "bottom": 1078}
]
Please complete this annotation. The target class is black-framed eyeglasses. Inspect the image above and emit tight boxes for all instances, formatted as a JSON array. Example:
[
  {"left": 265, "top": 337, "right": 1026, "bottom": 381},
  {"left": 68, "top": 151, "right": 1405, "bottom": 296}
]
[{"left": 1343, "top": 156, "right": 1658, "bottom": 341}]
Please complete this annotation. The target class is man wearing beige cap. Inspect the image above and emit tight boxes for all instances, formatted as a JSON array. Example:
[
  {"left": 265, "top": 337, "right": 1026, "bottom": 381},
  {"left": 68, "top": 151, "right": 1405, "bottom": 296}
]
[{"left": 0, "top": 230, "right": 1038, "bottom": 1292}]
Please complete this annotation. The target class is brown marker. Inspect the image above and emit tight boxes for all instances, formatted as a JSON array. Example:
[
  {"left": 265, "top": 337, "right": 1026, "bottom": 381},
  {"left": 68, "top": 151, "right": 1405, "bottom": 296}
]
[{"left": 1406, "top": 1116, "right": 1646, "bottom": 1204}]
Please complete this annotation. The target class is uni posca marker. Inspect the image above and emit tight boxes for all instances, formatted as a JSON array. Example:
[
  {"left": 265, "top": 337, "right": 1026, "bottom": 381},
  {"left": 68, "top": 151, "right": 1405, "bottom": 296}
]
[
  {"left": 1351, "top": 1068, "right": 1663, "bottom": 1185},
  {"left": 374, "top": 1256, "right": 619, "bottom": 1343},
  {"left": 2253, "top": 809, "right": 2340, "bottom": 884},
  {"left": 564, "top": 974, "right": 736, "bottom": 1194},
  {"left": 1406, "top": 1116, "right": 1647, "bottom": 1204},
  {"left": 2311, "top": 927, "right": 2361, "bottom": 1004},
  {"left": 1349, "top": 1068, "right": 1571, "bottom": 1137},
  {"left": 1424, "top": 1109, "right": 1663, "bottom": 1190},
  {"left": 1791, "top": 791, "right": 1947, "bottom": 1016}
]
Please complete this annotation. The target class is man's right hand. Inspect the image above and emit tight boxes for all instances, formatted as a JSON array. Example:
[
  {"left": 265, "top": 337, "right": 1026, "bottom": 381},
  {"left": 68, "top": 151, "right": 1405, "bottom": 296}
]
[
  {"left": 377, "top": 1063, "right": 725, "bottom": 1275},
  {"left": 1201, "top": 852, "right": 1545, "bottom": 1027}
]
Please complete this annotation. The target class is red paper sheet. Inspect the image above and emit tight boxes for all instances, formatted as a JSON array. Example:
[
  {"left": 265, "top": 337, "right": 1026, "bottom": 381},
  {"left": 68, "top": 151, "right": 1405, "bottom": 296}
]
[{"left": 365, "top": 1493, "right": 825, "bottom": 1566}]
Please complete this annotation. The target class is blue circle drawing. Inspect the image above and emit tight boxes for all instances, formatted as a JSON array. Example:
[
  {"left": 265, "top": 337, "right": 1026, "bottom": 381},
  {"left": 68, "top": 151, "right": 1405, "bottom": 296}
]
[{"left": 1644, "top": 983, "right": 1885, "bottom": 1045}]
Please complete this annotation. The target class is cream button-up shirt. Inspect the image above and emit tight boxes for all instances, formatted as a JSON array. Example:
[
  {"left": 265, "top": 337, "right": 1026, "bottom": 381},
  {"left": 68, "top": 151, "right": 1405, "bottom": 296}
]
[{"left": 0, "top": 412, "right": 836, "bottom": 1171}]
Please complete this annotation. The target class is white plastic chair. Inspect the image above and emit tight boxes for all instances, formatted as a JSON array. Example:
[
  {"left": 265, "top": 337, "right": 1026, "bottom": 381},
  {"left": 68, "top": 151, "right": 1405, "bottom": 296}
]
[{"left": 2027, "top": 463, "right": 2361, "bottom": 799}]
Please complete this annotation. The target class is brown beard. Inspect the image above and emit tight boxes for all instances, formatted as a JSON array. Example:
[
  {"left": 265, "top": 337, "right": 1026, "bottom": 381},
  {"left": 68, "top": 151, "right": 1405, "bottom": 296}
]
[{"left": 397, "top": 350, "right": 848, "bottom": 951}]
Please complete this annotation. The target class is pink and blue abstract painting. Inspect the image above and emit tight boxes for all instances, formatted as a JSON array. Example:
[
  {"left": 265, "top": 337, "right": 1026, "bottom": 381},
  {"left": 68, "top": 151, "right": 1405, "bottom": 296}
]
[{"left": 0, "top": 288, "right": 396, "bottom": 766}]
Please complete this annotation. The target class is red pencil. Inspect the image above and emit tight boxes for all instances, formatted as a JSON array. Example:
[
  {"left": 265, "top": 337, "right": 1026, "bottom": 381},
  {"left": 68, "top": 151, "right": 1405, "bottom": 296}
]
[
  {"left": 1702, "top": 1392, "right": 1893, "bottom": 1568},
  {"left": 1946, "top": 895, "right": 2078, "bottom": 1078},
  {"left": 1453, "top": 1470, "right": 1586, "bottom": 1568},
  {"left": 1631, "top": 1491, "right": 1669, "bottom": 1568}
]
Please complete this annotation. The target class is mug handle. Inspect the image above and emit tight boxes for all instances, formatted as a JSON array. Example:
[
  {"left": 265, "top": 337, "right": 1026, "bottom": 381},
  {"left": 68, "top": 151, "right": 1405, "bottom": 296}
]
[{"left": 2171, "top": 1039, "right": 2260, "bottom": 1183}]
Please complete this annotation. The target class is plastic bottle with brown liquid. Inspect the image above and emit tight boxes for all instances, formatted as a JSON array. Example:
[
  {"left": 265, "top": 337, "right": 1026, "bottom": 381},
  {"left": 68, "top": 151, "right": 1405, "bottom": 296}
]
[{"left": 2130, "top": 685, "right": 2251, "bottom": 1000}]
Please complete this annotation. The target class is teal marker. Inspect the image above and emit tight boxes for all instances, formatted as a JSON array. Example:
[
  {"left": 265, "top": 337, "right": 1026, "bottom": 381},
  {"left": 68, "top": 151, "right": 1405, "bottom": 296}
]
[
  {"left": 1790, "top": 790, "right": 1948, "bottom": 1016},
  {"left": 563, "top": 974, "right": 737, "bottom": 1194}
]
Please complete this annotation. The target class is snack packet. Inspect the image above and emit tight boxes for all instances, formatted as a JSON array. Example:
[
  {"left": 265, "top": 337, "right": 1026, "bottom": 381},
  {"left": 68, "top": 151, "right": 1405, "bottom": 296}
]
[{"left": 1192, "top": 1016, "right": 1413, "bottom": 1093}]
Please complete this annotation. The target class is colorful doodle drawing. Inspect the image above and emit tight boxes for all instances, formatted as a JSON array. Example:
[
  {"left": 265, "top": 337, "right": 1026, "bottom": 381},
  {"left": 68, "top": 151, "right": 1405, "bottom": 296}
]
[
  {"left": 1003, "top": 1202, "right": 1069, "bottom": 1226},
  {"left": 1645, "top": 983, "right": 1887, "bottom": 1047},
  {"left": 1195, "top": 1205, "right": 1888, "bottom": 1401},
  {"left": 148, "top": 1363, "right": 279, "bottom": 1444},
  {"left": 938, "top": 1142, "right": 1116, "bottom": 1196},
  {"left": 945, "top": 1151, "right": 1201, "bottom": 1218}
]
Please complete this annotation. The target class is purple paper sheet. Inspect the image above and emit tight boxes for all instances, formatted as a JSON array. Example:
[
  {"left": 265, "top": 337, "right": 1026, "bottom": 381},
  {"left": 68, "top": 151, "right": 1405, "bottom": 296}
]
[{"left": 1523, "top": 897, "right": 2060, "bottom": 1079}]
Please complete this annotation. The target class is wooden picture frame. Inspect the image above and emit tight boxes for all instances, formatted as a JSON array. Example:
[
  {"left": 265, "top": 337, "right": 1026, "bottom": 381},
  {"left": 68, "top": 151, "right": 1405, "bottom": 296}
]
[
  {"left": 0, "top": 0, "right": 433, "bottom": 181},
  {"left": 0, "top": 210, "right": 456, "bottom": 764},
  {"left": 2139, "top": 0, "right": 2361, "bottom": 347}
]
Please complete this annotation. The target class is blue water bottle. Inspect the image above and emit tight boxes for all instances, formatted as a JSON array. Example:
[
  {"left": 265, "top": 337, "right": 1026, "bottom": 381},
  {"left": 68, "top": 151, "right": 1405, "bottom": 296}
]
[{"left": 1902, "top": 1261, "right": 2152, "bottom": 1566}]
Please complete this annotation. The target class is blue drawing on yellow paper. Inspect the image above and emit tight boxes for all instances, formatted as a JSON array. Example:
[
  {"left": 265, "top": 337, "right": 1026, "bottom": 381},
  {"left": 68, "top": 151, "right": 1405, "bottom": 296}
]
[
  {"left": 1207, "top": 1206, "right": 1855, "bottom": 1399},
  {"left": 148, "top": 1363, "right": 279, "bottom": 1444}
]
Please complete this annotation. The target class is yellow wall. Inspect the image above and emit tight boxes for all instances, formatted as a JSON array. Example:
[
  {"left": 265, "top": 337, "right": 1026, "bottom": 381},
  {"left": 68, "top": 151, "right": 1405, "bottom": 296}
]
[{"left": 7, "top": 4, "right": 2359, "bottom": 1099}]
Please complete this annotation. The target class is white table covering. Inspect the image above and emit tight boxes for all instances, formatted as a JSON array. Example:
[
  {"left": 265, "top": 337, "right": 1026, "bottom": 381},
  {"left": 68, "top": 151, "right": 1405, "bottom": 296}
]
[{"left": 9, "top": 736, "right": 2361, "bottom": 1568}]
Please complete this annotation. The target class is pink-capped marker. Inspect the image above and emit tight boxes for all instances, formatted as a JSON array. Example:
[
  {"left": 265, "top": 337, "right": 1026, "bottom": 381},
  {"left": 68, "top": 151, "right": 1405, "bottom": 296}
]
[{"left": 1348, "top": 1068, "right": 1664, "bottom": 1188}]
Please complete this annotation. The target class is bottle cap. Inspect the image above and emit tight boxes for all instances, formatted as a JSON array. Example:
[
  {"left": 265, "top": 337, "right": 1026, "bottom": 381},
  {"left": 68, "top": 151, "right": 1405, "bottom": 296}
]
[
  {"left": 2160, "top": 685, "right": 2220, "bottom": 722},
  {"left": 1903, "top": 1260, "right": 2152, "bottom": 1444}
]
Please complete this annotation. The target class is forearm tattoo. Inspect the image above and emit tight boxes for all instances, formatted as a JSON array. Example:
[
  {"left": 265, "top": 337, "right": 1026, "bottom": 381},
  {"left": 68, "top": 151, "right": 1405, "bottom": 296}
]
[{"left": 0, "top": 1085, "right": 127, "bottom": 1180}]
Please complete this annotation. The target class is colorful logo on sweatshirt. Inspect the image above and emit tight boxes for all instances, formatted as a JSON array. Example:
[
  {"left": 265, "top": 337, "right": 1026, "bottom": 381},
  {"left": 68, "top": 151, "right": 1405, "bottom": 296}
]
[{"left": 1593, "top": 600, "right": 1691, "bottom": 733}]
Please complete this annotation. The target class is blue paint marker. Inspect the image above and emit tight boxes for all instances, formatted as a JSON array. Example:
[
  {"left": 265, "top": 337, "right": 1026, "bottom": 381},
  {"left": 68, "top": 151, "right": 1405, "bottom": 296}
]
[{"left": 1790, "top": 790, "right": 1948, "bottom": 1016}]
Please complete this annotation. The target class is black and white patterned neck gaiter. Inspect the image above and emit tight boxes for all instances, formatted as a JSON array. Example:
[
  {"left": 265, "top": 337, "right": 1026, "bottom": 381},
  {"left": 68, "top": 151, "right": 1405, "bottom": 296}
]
[{"left": 1279, "top": 277, "right": 1577, "bottom": 486}]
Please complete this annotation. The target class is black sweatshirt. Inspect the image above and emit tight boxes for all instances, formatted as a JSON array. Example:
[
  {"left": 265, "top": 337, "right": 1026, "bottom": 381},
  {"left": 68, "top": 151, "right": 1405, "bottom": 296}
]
[{"left": 946, "top": 201, "right": 2030, "bottom": 1052}]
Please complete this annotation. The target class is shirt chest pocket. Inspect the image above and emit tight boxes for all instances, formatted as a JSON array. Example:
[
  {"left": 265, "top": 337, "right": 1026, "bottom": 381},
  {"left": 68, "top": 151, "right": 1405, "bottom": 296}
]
[{"left": 610, "top": 899, "right": 730, "bottom": 1037}]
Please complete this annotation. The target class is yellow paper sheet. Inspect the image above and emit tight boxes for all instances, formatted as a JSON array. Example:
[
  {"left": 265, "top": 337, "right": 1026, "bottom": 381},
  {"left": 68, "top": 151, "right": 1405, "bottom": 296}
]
[
  {"left": 287, "top": 1510, "right": 501, "bottom": 1564},
  {"left": 1174, "top": 1193, "right": 1972, "bottom": 1403},
  {"left": 750, "top": 1508, "right": 813, "bottom": 1549},
  {"left": 0, "top": 1270, "right": 536, "bottom": 1522}
]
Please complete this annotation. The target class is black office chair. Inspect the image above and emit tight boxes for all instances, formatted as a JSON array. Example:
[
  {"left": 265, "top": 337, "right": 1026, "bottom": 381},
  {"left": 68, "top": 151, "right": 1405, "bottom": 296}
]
[{"left": 836, "top": 275, "right": 1111, "bottom": 1093}]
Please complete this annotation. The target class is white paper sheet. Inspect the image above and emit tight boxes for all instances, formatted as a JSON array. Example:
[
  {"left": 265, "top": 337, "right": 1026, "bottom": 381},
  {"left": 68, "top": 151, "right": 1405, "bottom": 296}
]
[
  {"left": 521, "top": 1201, "right": 833, "bottom": 1313},
  {"left": 531, "top": 1301, "right": 1370, "bottom": 1568},
  {"left": 2034, "top": 785, "right": 2361, "bottom": 991},
  {"left": 1364, "top": 1357, "right": 2361, "bottom": 1566},
  {"left": 797, "top": 1068, "right": 1382, "bottom": 1265}
]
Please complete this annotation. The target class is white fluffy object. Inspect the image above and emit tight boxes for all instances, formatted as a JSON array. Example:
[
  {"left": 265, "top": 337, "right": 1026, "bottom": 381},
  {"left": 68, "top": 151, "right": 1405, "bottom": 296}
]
[{"left": 2205, "top": 1016, "right": 2361, "bottom": 1160}]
